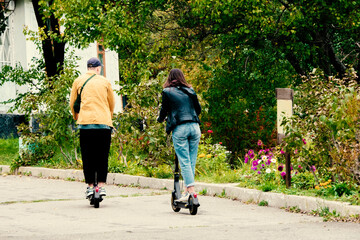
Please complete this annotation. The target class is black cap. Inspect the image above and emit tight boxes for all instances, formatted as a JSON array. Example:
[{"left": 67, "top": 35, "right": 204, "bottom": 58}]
[{"left": 87, "top": 57, "right": 103, "bottom": 68}]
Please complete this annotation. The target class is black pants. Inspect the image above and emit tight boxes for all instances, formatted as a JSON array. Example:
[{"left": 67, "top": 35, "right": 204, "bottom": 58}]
[{"left": 80, "top": 129, "right": 111, "bottom": 184}]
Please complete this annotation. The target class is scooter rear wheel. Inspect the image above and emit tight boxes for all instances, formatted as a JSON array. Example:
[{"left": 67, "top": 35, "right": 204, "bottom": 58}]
[
  {"left": 171, "top": 195, "right": 181, "bottom": 212},
  {"left": 94, "top": 198, "right": 100, "bottom": 208},
  {"left": 189, "top": 195, "right": 198, "bottom": 215}
]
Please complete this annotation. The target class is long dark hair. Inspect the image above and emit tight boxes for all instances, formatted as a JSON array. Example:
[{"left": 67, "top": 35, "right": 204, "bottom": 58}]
[{"left": 163, "top": 68, "right": 191, "bottom": 88}]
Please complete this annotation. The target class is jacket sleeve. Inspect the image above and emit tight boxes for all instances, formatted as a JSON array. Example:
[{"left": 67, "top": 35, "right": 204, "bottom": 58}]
[
  {"left": 192, "top": 94, "right": 201, "bottom": 116},
  {"left": 157, "top": 91, "right": 169, "bottom": 123}
]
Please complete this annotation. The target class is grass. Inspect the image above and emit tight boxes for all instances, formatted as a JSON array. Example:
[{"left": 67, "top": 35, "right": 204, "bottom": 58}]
[
  {"left": 235, "top": 181, "right": 360, "bottom": 205},
  {"left": 0, "top": 138, "right": 19, "bottom": 165},
  {"left": 194, "top": 168, "right": 360, "bottom": 206},
  {"left": 34, "top": 151, "right": 80, "bottom": 169}
]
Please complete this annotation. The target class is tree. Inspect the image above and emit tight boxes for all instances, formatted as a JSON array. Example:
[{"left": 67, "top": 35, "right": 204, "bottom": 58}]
[
  {"left": 9, "top": 0, "right": 358, "bottom": 166},
  {"left": 140, "top": 0, "right": 360, "bottom": 163},
  {"left": 51, "top": 0, "right": 295, "bottom": 163},
  {"left": 171, "top": 0, "right": 360, "bottom": 78}
]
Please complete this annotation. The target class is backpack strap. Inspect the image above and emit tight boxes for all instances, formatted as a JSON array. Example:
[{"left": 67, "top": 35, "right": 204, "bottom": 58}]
[{"left": 79, "top": 74, "right": 96, "bottom": 95}]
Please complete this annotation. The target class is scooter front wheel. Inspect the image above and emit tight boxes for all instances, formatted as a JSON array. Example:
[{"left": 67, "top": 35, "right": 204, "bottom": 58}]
[{"left": 171, "top": 195, "right": 181, "bottom": 212}]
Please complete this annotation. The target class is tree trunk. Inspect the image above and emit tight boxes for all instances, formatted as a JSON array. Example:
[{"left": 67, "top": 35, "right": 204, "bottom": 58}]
[
  {"left": 313, "top": 29, "right": 347, "bottom": 77},
  {"left": 31, "top": 0, "right": 65, "bottom": 79},
  {"left": 324, "top": 32, "right": 347, "bottom": 77}
]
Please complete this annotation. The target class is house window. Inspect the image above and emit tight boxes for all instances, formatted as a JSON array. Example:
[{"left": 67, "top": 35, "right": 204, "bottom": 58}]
[
  {"left": 97, "top": 43, "right": 106, "bottom": 76},
  {"left": 0, "top": 22, "right": 12, "bottom": 68}
]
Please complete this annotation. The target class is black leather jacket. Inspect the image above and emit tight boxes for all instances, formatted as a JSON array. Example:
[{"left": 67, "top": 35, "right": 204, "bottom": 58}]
[{"left": 157, "top": 86, "right": 201, "bottom": 134}]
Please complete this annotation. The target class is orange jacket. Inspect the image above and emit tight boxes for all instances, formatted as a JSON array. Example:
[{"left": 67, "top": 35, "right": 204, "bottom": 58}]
[{"left": 70, "top": 70, "right": 115, "bottom": 127}]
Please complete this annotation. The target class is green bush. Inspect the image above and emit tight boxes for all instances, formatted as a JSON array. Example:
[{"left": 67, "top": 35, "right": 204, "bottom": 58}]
[
  {"left": 1, "top": 49, "right": 81, "bottom": 169},
  {"left": 108, "top": 157, "right": 126, "bottom": 174},
  {"left": 19, "top": 135, "right": 55, "bottom": 165},
  {"left": 202, "top": 47, "right": 295, "bottom": 164},
  {"left": 152, "top": 164, "right": 173, "bottom": 179},
  {"left": 332, "top": 182, "right": 355, "bottom": 197},
  {"left": 260, "top": 182, "right": 276, "bottom": 192},
  {"left": 292, "top": 172, "right": 316, "bottom": 190},
  {"left": 112, "top": 72, "right": 174, "bottom": 169},
  {"left": 283, "top": 69, "right": 360, "bottom": 185},
  {"left": 196, "top": 134, "right": 231, "bottom": 177}
]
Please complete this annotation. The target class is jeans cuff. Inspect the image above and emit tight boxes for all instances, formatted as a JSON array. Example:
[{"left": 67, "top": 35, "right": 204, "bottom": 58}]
[{"left": 186, "top": 182, "right": 195, "bottom": 187}]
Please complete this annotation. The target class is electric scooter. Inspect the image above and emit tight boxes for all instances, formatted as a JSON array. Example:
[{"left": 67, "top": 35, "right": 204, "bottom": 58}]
[
  {"left": 171, "top": 154, "right": 200, "bottom": 215},
  {"left": 88, "top": 172, "right": 103, "bottom": 208}
]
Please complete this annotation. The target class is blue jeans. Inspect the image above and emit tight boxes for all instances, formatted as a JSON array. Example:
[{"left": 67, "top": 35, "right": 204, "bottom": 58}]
[{"left": 172, "top": 122, "right": 201, "bottom": 187}]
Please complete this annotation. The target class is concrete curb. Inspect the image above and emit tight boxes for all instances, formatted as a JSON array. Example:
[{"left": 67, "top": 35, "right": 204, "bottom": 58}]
[{"left": 1, "top": 165, "right": 359, "bottom": 217}]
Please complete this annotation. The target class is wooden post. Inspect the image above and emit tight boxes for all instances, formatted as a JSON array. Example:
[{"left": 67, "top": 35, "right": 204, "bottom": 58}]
[
  {"left": 276, "top": 88, "right": 294, "bottom": 189},
  {"left": 285, "top": 152, "right": 291, "bottom": 188}
]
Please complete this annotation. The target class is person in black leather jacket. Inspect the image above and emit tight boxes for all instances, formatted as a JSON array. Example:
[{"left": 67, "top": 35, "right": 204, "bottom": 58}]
[{"left": 157, "top": 68, "right": 201, "bottom": 201}]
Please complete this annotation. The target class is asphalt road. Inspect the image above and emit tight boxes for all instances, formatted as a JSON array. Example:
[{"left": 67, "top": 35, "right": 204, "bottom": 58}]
[{"left": 1, "top": 175, "right": 359, "bottom": 240}]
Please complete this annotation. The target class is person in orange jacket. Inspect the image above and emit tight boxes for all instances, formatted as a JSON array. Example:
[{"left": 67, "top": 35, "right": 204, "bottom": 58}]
[{"left": 70, "top": 57, "right": 115, "bottom": 198}]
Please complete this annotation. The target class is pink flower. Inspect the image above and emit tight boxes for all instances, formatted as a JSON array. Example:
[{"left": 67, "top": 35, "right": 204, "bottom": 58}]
[
  {"left": 298, "top": 165, "right": 303, "bottom": 169},
  {"left": 302, "top": 139, "right": 307, "bottom": 145},
  {"left": 244, "top": 154, "right": 249, "bottom": 163},
  {"left": 281, "top": 172, "right": 286, "bottom": 180},
  {"left": 252, "top": 160, "right": 259, "bottom": 167},
  {"left": 257, "top": 140, "right": 263, "bottom": 146},
  {"left": 311, "top": 166, "right": 316, "bottom": 172},
  {"left": 278, "top": 165, "right": 283, "bottom": 171},
  {"left": 260, "top": 149, "right": 268, "bottom": 155},
  {"left": 280, "top": 149, "right": 285, "bottom": 154},
  {"left": 257, "top": 171, "right": 261, "bottom": 174},
  {"left": 207, "top": 130, "right": 213, "bottom": 133},
  {"left": 248, "top": 149, "right": 255, "bottom": 159},
  {"left": 294, "top": 149, "right": 298, "bottom": 154},
  {"left": 219, "top": 142, "right": 222, "bottom": 145}
]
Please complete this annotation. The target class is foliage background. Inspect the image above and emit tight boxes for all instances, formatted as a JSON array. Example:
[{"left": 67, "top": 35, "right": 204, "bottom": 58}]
[{"left": 1, "top": 1, "right": 360, "bottom": 191}]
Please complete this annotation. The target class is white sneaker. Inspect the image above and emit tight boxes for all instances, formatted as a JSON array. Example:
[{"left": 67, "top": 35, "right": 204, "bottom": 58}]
[
  {"left": 176, "top": 192, "right": 189, "bottom": 202},
  {"left": 85, "top": 187, "right": 94, "bottom": 198},
  {"left": 99, "top": 187, "right": 106, "bottom": 196}
]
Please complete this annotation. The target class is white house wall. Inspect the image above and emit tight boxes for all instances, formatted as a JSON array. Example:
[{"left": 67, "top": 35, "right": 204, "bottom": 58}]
[
  {"left": 12, "top": 0, "right": 25, "bottom": 67},
  {"left": 0, "top": 0, "right": 29, "bottom": 114},
  {"left": 105, "top": 49, "right": 122, "bottom": 113},
  {"left": 25, "top": 0, "right": 41, "bottom": 67}
]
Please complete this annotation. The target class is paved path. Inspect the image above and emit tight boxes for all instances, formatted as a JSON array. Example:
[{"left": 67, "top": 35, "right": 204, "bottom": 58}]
[{"left": 1, "top": 175, "right": 359, "bottom": 240}]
